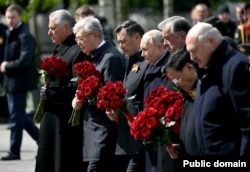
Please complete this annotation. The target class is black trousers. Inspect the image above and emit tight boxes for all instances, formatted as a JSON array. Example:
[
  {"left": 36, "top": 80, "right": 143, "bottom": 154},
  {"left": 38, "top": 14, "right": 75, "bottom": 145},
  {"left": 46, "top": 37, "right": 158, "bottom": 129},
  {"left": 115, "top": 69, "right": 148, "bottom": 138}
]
[{"left": 112, "top": 154, "right": 145, "bottom": 172}]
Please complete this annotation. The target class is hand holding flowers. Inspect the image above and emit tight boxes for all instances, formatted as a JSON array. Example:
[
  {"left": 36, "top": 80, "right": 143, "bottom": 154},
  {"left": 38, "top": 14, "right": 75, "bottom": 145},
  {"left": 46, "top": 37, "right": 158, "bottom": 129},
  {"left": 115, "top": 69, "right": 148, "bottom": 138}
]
[
  {"left": 96, "top": 81, "right": 134, "bottom": 124},
  {"left": 68, "top": 60, "right": 102, "bottom": 126},
  {"left": 130, "top": 86, "right": 183, "bottom": 151},
  {"left": 33, "top": 56, "right": 70, "bottom": 123}
]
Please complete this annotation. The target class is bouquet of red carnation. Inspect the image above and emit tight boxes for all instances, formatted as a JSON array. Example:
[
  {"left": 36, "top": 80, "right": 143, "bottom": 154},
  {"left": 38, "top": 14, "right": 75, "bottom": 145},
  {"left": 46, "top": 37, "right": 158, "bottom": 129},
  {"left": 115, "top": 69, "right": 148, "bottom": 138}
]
[
  {"left": 68, "top": 60, "right": 102, "bottom": 126},
  {"left": 245, "top": 24, "right": 250, "bottom": 38},
  {"left": 130, "top": 86, "right": 183, "bottom": 151},
  {"left": 72, "top": 60, "right": 101, "bottom": 81},
  {"left": 96, "top": 81, "right": 134, "bottom": 124},
  {"left": 33, "top": 56, "right": 70, "bottom": 123}
]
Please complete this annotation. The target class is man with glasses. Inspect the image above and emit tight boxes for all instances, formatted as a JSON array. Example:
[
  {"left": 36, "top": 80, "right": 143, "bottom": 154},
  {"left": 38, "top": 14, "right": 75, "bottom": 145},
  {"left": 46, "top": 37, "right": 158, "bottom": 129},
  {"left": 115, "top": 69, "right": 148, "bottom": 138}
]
[{"left": 72, "top": 16, "right": 126, "bottom": 172}]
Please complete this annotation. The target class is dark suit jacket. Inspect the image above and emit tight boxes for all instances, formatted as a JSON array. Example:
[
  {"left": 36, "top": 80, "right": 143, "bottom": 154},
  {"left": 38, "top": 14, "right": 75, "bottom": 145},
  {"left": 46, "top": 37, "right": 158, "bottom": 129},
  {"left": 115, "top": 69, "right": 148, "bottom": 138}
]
[
  {"left": 116, "top": 51, "right": 148, "bottom": 155},
  {"left": 157, "top": 52, "right": 181, "bottom": 172},
  {"left": 144, "top": 51, "right": 169, "bottom": 172},
  {"left": 2, "top": 23, "right": 38, "bottom": 92},
  {"left": 36, "top": 34, "right": 86, "bottom": 172},
  {"left": 0, "top": 23, "right": 8, "bottom": 85},
  {"left": 144, "top": 51, "right": 169, "bottom": 99},
  {"left": 82, "top": 41, "right": 126, "bottom": 161},
  {"left": 0, "top": 23, "right": 7, "bottom": 64},
  {"left": 195, "top": 40, "right": 250, "bottom": 158}
]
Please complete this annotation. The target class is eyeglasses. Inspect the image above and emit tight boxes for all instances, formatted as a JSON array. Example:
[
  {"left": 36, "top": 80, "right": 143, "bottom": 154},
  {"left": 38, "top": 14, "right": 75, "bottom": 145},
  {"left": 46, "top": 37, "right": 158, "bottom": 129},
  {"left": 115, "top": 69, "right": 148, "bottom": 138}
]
[{"left": 75, "top": 33, "right": 92, "bottom": 42}]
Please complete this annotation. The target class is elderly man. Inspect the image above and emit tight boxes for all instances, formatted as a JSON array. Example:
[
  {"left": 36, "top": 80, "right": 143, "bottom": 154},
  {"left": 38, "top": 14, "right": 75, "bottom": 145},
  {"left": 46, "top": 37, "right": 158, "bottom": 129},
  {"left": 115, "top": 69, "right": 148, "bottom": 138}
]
[
  {"left": 186, "top": 22, "right": 250, "bottom": 161},
  {"left": 157, "top": 16, "right": 191, "bottom": 172},
  {"left": 72, "top": 16, "right": 126, "bottom": 172},
  {"left": 158, "top": 16, "right": 191, "bottom": 54},
  {"left": 35, "top": 9, "right": 86, "bottom": 172},
  {"left": 140, "top": 29, "right": 169, "bottom": 172}
]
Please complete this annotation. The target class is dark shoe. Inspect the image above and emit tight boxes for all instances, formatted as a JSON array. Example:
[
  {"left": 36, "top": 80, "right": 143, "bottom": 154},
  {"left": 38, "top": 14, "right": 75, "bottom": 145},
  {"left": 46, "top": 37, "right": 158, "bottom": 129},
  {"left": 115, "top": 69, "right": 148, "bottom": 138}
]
[{"left": 1, "top": 153, "right": 20, "bottom": 161}]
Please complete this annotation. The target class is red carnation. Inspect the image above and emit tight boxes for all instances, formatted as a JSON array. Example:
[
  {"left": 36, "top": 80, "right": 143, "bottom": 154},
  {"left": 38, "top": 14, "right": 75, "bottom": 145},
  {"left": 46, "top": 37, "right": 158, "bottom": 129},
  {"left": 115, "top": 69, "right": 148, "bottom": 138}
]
[
  {"left": 68, "top": 60, "right": 102, "bottom": 126},
  {"left": 33, "top": 56, "right": 70, "bottom": 123},
  {"left": 130, "top": 86, "right": 184, "bottom": 151},
  {"left": 96, "top": 80, "right": 133, "bottom": 123}
]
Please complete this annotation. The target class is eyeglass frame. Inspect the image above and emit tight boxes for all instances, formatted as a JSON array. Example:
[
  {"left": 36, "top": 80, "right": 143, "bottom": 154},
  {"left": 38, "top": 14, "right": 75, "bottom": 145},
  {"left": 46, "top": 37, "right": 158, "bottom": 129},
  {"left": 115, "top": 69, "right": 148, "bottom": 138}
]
[{"left": 75, "top": 32, "right": 93, "bottom": 42}]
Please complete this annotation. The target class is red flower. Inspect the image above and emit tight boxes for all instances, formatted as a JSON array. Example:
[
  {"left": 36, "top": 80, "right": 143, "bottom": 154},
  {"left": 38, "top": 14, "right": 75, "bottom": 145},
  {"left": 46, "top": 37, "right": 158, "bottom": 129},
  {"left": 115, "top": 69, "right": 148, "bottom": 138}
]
[
  {"left": 33, "top": 56, "right": 70, "bottom": 123},
  {"left": 245, "top": 24, "right": 250, "bottom": 37},
  {"left": 68, "top": 60, "right": 102, "bottom": 126},
  {"left": 73, "top": 60, "right": 101, "bottom": 80},
  {"left": 96, "top": 81, "right": 133, "bottom": 123},
  {"left": 39, "top": 56, "right": 70, "bottom": 83},
  {"left": 130, "top": 86, "right": 184, "bottom": 151}
]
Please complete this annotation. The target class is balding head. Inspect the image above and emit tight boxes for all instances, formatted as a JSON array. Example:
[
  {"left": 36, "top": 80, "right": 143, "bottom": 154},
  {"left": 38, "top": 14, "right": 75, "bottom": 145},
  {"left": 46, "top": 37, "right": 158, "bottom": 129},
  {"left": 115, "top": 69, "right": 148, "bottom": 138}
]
[{"left": 140, "top": 29, "right": 167, "bottom": 65}]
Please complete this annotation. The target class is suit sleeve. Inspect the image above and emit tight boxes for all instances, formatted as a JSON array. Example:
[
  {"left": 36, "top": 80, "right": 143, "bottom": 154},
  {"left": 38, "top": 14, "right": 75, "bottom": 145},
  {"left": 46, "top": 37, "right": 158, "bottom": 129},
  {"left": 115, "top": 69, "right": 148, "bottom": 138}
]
[
  {"left": 230, "top": 62, "right": 250, "bottom": 157},
  {"left": 5, "top": 32, "right": 36, "bottom": 73}
]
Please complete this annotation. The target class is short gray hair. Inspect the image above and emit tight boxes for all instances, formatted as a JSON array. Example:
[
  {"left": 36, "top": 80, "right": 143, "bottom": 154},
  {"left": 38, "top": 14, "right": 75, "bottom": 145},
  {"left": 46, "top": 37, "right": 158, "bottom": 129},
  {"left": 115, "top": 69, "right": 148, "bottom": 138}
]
[
  {"left": 142, "top": 29, "right": 164, "bottom": 46},
  {"left": 158, "top": 16, "right": 191, "bottom": 34},
  {"left": 73, "top": 16, "right": 104, "bottom": 40},
  {"left": 49, "top": 9, "right": 75, "bottom": 28},
  {"left": 188, "top": 22, "right": 223, "bottom": 44}
]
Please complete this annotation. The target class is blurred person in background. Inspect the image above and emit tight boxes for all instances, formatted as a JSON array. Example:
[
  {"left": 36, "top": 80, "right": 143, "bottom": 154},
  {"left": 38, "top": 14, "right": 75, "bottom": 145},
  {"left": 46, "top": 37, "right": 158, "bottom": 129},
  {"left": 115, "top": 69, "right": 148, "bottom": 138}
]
[
  {"left": 217, "top": 4, "right": 237, "bottom": 39},
  {"left": 74, "top": 5, "right": 114, "bottom": 44},
  {"left": 234, "top": 2, "right": 250, "bottom": 59},
  {"left": 190, "top": 3, "right": 209, "bottom": 25},
  {"left": 0, "top": 4, "right": 39, "bottom": 161},
  {"left": 235, "top": 4, "right": 245, "bottom": 26}
]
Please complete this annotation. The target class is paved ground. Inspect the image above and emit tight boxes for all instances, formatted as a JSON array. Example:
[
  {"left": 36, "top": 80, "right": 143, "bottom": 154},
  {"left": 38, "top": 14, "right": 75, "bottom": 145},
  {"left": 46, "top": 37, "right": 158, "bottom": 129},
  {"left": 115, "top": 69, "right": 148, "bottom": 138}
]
[{"left": 0, "top": 120, "right": 39, "bottom": 172}]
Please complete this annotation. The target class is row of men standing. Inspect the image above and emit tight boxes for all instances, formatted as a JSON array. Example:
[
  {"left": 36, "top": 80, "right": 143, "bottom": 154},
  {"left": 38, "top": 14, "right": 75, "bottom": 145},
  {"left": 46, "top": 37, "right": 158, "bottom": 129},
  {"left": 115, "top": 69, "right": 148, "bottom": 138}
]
[{"left": 1, "top": 3, "right": 250, "bottom": 172}]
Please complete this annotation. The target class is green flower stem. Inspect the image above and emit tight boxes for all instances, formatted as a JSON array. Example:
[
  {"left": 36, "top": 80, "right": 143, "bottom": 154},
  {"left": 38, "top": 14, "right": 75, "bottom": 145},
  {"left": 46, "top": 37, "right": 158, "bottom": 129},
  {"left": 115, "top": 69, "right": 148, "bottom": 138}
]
[
  {"left": 68, "top": 109, "right": 81, "bottom": 126},
  {"left": 33, "top": 99, "right": 44, "bottom": 123}
]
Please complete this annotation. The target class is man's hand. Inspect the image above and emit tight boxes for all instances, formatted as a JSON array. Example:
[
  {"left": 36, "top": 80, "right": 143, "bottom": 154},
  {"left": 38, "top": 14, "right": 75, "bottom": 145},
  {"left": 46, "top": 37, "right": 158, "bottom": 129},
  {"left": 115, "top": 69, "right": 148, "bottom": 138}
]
[
  {"left": 72, "top": 96, "right": 83, "bottom": 110},
  {"left": 0, "top": 61, "right": 8, "bottom": 72},
  {"left": 166, "top": 144, "right": 180, "bottom": 160},
  {"left": 40, "top": 86, "right": 57, "bottom": 100}
]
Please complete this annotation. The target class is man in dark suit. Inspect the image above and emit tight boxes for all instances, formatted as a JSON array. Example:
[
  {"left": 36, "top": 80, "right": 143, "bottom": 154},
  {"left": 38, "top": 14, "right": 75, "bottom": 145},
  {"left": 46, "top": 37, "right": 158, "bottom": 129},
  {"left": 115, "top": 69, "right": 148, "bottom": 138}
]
[
  {"left": 113, "top": 20, "right": 148, "bottom": 172},
  {"left": 72, "top": 16, "right": 126, "bottom": 172},
  {"left": 0, "top": 4, "right": 39, "bottom": 160},
  {"left": 186, "top": 22, "right": 250, "bottom": 161},
  {"left": 157, "top": 16, "right": 191, "bottom": 172},
  {"left": 140, "top": 29, "right": 170, "bottom": 172},
  {"left": 35, "top": 9, "right": 85, "bottom": 172}
]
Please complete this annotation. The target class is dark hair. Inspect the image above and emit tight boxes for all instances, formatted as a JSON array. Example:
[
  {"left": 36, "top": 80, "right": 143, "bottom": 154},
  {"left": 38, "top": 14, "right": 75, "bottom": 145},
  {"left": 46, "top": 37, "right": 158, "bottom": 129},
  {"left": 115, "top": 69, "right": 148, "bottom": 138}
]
[
  {"left": 217, "top": 4, "right": 230, "bottom": 14},
  {"left": 244, "top": 2, "right": 250, "bottom": 11},
  {"left": 172, "top": 18, "right": 191, "bottom": 34},
  {"left": 203, "top": 16, "right": 229, "bottom": 36},
  {"left": 163, "top": 48, "right": 191, "bottom": 73},
  {"left": 114, "top": 20, "right": 144, "bottom": 37}
]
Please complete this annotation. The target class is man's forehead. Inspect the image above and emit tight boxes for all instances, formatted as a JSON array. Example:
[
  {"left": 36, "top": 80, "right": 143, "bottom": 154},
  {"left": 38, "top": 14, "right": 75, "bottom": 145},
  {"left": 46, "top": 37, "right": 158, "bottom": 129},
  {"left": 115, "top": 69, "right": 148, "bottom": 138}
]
[
  {"left": 186, "top": 36, "right": 198, "bottom": 51},
  {"left": 163, "top": 24, "right": 171, "bottom": 34}
]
